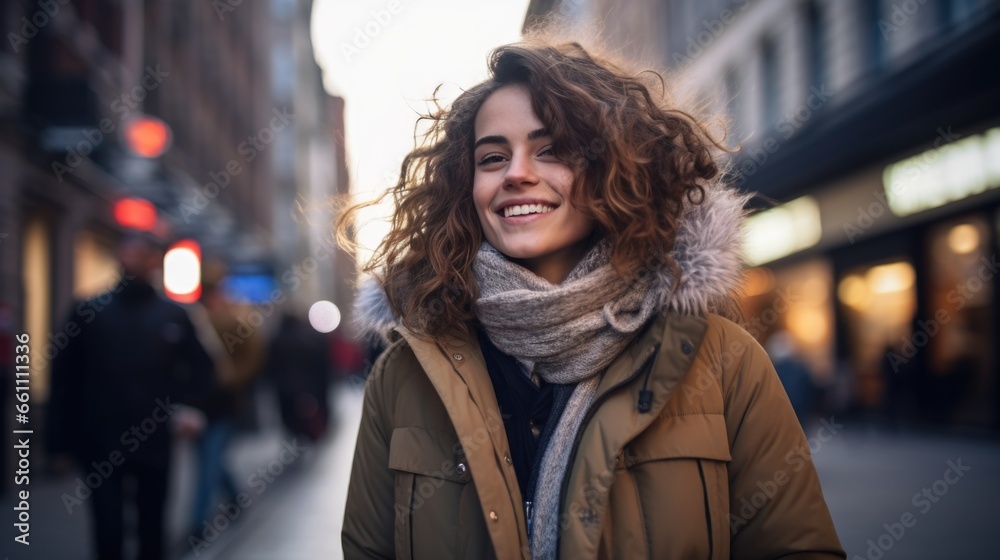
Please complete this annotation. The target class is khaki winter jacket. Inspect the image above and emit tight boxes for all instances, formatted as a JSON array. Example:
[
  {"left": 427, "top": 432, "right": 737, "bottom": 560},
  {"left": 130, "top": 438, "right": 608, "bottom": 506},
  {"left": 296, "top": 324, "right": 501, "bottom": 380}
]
[{"left": 342, "top": 311, "right": 845, "bottom": 559}]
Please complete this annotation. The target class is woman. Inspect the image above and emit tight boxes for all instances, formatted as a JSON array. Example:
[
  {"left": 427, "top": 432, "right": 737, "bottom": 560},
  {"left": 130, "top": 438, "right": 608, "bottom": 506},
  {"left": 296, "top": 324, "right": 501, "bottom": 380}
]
[{"left": 340, "top": 39, "right": 844, "bottom": 560}]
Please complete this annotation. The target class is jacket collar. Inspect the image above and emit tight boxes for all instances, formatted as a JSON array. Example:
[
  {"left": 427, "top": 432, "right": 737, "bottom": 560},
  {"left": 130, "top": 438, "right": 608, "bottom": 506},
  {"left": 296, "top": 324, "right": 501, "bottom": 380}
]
[{"left": 395, "top": 326, "right": 530, "bottom": 559}]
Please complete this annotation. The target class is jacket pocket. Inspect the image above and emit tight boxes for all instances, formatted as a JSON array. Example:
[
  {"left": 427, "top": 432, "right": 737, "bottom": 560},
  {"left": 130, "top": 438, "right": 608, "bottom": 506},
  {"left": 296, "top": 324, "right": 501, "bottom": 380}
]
[
  {"left": 389, "top": 426, "right": 473, "bottom": 483},
  {"left": 388, "top": 426, "right": 481, "bottom": 560},
  {"left": 624, "top": 412, "right": 731, "bottom": 464},
  {"left": 617, "top": 413, "right": 730, "bottom": 560}
]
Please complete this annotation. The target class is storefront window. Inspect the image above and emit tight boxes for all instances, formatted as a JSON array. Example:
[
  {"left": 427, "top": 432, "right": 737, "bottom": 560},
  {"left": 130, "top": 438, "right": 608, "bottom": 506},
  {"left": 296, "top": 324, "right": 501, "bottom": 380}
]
[
  {"left": 925, "top": 215, "right": 993, "bottom": 425},
  {"left": 837, "top": 259, "right": 917, "bottom": 407},
  {"left": 742, "top": 259, "right": 835, "bottom": 383}
]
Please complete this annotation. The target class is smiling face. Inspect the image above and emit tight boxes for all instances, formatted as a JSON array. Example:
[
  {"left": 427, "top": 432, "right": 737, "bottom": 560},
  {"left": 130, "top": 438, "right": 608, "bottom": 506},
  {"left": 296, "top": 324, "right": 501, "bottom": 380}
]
[{"left": 472, "top": 85, "right": 594, "bottom": 284}]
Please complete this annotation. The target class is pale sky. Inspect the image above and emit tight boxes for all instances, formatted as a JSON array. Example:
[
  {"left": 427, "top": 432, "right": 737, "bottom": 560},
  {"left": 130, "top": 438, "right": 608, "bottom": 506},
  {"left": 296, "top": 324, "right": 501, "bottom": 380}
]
[{"left": 311, "top": 0, "right": 532, "bottom": 262}]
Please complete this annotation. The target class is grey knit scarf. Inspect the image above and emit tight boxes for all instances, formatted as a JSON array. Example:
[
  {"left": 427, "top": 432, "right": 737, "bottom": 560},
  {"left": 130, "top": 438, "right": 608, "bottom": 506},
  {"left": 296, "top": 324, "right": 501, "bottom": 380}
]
[{"left": 473, "top": 240, "right": 660, "bottom": 560}]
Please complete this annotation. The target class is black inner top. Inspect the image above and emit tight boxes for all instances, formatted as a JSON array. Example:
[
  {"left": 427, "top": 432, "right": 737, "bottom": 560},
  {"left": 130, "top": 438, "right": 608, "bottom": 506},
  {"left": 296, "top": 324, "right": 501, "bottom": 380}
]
[{"left": 476, "top": 328, "right": 556, "bottom": 501}]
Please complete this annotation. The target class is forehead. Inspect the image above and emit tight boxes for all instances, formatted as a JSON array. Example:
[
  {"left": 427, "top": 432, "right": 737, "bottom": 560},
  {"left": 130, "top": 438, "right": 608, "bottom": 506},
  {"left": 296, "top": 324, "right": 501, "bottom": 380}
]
[{"left": 474, "top": 85, "right": 544, "bottom": 137}]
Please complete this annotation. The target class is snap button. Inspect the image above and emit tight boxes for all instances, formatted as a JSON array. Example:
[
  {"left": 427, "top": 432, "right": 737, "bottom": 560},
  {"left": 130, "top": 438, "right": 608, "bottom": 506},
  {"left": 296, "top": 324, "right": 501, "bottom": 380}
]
[
  {"left": 453, "top": 352, "right": 464, "bottom": 361},
  {"left": 457, "top": 462, "right": 467, "bottom": 474},
  {"left": 529, "top": 420, "right": 540, "bottom": 438},
  {"left": 504, "top": 454, "right": 512, "bottom": 465},
  {"left": 615, "top": 450, "right": 626, "bottom": 470},
  {"left": 489, "top": 511, "right": 499, "bottom": 522},
  {"left": 681, "top": 340, "right": 693, "bottom": 355}
]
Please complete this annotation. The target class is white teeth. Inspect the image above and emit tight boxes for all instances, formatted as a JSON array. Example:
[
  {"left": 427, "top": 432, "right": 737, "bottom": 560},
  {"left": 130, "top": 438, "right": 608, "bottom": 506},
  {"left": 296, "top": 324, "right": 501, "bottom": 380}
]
[{"left": 503, "top": 204, "right": 554, "bottom": 218}]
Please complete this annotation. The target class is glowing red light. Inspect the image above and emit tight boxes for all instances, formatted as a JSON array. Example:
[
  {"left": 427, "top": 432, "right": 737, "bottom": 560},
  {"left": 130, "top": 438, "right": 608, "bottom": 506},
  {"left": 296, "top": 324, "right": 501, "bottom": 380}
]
[
  {"left": 113, "top": 198, "right": 157, "bottom": 231},
  {"left": 123, "top": 116, "right": 172, "bottom": 158}
]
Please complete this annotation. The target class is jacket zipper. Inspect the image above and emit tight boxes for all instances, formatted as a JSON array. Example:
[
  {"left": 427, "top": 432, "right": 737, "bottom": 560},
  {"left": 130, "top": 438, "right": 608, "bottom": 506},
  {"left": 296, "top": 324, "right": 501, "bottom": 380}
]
[{"left": 556, "top": 343, "right": 660, "bottom": 545}]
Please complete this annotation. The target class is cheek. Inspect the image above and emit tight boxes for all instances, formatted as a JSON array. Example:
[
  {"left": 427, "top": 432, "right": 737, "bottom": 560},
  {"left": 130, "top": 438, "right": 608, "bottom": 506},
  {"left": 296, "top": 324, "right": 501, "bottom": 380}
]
[
  {"left": 472, "top": 177, "right": 493, "bottom": 220},
  {"left": 565, "top": 208, "right": 594, "bottom": 237},
  {"left": 549, "top": 166, "right": 577, "bottom": 198}
]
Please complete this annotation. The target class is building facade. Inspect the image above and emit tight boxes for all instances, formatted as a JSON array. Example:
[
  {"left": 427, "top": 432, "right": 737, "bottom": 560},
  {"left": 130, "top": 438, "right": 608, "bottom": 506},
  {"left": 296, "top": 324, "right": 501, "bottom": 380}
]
[{"left": 526, "top": 0, "right": 1000, "bottom": 430}]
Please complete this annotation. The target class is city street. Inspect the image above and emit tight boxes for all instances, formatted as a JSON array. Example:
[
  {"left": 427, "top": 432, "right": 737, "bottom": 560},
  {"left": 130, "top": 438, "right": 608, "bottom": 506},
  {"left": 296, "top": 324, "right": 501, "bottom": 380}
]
[
  {"left": 196, "top": 408, "right": 1000, "bottom": 560},
  {"left": 812, "top": 425, "right": 1000, "bottom": 560},
  {"left": 0, "top": 386, "right": 363, "bottom": 560},
  {"left": 2, "top": 0, "right": 998, "bottom": 559},
  {"left": 4, "top": 386, "right": 1000, "bottom": 559}
]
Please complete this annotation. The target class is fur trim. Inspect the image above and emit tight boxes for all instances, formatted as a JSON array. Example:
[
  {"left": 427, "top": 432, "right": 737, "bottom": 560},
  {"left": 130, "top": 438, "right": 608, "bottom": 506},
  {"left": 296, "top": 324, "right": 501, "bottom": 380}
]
[
  {"left": 354, "top": 275, "right": 398, "bottom": 344},
  {"left": 658, "top": 185, "right": 750, "bottom": 316},
  {"left": 354, "top": 184, "right": 749, "bottom": 342}
]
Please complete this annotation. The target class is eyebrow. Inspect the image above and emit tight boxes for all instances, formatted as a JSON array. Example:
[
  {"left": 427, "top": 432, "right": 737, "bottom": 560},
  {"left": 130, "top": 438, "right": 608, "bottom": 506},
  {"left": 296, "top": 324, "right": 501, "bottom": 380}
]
[{"left": 473, "top": 128, "right": 550, "bottom": 150}]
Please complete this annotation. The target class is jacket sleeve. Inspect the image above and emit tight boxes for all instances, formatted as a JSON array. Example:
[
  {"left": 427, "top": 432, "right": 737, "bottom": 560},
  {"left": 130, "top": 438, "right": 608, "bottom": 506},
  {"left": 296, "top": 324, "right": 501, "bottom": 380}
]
[
  {"left": 342, "top": 341, "right": 402, "bottom": 560},
  {"left": 719, "top": 319, "right": 845, "bottom": 560}
]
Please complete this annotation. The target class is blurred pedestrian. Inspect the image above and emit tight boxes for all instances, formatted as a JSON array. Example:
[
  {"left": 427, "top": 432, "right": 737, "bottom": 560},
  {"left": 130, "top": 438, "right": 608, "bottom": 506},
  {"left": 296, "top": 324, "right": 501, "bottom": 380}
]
[
  {"left": 46, "top": 232, "right": 215, "bottom": 560},
  {"left": 328, "top": 329, "right": 365, "bottom": 384},
  {"left": 767, "top": 330, "right": 818, "bottom": 426},
  {"left": 339, "top": 38, "right": 844, "bottom": 559},
  {"left": 185, "top": 260, "right": 265, "bottom": 538},
  {"left": 266, "top": 313, "right": 332, "bottom": 442}
]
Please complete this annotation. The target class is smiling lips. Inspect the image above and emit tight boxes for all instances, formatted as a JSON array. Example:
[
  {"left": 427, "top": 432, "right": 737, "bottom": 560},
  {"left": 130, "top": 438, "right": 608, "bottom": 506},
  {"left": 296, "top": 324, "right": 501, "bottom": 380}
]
[{"left": 500, "top": 203, "right": 556, "bottom": 218}]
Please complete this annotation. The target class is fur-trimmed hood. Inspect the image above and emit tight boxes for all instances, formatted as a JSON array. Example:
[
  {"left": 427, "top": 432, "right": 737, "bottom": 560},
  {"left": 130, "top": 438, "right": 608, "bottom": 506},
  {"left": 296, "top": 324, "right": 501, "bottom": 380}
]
[{"left": 355, "top": 184, "right": 749, "bottom": 342}]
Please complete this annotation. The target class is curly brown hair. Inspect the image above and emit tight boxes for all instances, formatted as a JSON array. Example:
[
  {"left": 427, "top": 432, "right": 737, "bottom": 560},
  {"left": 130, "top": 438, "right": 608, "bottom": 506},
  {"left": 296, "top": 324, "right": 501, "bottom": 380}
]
[{"left": 338, "top": 38, "right": 728, "bottom": 339}]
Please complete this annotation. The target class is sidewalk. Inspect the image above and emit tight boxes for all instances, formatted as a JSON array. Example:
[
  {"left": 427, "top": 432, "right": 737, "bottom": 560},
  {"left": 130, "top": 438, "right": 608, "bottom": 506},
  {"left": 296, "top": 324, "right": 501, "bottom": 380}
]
[
  {"left": 179, "top": 385, "right": 363, "bottom": 560},
  {"left": 1, "top": 386, "right": 349, "bottom": 560},
  {"left": 810, "top": 424, "right": 1000, "bottom": 559}
]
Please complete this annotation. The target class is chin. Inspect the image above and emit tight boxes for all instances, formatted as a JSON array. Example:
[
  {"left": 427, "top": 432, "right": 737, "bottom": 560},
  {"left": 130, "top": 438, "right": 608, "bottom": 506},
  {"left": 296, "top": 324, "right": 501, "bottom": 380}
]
[{"left": 491, "top": 240, "right": 552, "bottom": 260}]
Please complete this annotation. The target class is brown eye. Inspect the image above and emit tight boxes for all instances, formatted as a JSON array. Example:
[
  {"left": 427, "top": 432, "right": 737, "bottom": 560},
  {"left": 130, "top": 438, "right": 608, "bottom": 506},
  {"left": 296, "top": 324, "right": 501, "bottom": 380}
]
[{"left": 478, "top": 154, "right": 506, "bottom": 166}]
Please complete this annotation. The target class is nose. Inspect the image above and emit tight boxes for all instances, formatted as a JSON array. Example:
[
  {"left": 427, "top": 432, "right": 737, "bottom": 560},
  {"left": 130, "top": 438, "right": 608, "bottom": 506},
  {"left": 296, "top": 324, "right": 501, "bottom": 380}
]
[{"left": 503, "top": 152, "right": 538, "bottom": 189}]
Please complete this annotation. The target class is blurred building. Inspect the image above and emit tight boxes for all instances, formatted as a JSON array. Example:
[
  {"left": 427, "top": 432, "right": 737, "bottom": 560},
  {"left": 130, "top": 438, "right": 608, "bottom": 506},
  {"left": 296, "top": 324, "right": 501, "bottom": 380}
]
[
  {"left": 269, "top": 0, "right": 356, "bottom": 334},
  {"left": 1, "top": 0, "right": 252, "bottom": 401},
  {"left": 527, "top": 0, "right": 1000, "bottom": 430},
  {"left": 0, "top": 0, "right": 354, "bottom": 412}
]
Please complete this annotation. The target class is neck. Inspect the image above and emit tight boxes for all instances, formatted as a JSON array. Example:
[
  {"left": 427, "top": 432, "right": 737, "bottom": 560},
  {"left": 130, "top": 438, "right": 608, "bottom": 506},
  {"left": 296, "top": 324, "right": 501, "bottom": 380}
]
[{"left": 513, "top": 240, "right": 591, "bottom": 284}]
